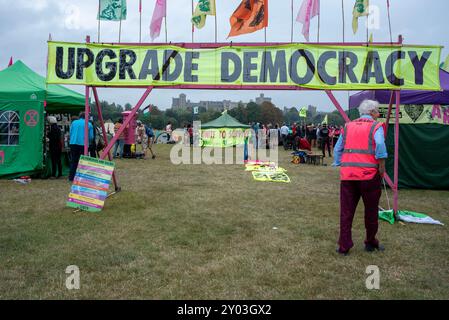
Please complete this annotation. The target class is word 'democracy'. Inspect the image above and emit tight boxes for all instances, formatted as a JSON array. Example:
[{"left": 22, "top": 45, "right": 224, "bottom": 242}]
[{"left": 47, "top": 42, "right": 442, "bottom": 91}]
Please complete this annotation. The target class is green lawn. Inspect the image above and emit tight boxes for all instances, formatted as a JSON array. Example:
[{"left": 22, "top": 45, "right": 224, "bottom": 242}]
[{"left": 0, "top": 145, "right": 448, "bottom": 299}]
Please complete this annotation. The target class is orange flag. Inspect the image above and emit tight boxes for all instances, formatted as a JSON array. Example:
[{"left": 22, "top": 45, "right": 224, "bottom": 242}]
[{"left": 228, "top": 0, "right": 268, "bottom": 38}]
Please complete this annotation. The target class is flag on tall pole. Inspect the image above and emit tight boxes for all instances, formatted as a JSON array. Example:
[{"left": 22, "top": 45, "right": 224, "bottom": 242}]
[
  {"left": 150, "top": 0, "right": 167, "bottom": 41},
  {"left": 296, "top": 0, "right": 320, "bottom": 42},
  {"left": 299, "top": 107, "right": 307, "bottom": 118},
  {"left": 352, "top": 0, "right": 369, "bottom": 34},
  {"left": 192, "top": 0, "right": 216, "bottom": 29},
  {"left": 228, "top": 0, "right": 268, "bottom": 38},
  {"left": 98, "top": 0, "right": 127, "bottom": 21}
]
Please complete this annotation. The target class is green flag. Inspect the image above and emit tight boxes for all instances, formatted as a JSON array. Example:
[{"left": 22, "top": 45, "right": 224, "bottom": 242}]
[
  {"left": 192, "top": 0, "right": 216, "bottom": 29},
  {"left": 98, "top": 0, "right": 127, "bottom": 21},
  {"left": 352, "top": 0, "right": 369, "bottom": 34},
  {"left": 299, "top": 107, "right": 307, "bottom": 118}
]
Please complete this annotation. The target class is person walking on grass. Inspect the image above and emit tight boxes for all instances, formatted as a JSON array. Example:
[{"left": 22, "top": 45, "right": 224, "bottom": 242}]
[{"left": 333, "top": 100, "right": 388, "bottom": 256}]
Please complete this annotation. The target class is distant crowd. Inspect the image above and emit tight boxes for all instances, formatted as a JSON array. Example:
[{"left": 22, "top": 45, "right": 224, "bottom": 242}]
[{"left": 249, "top": 122, "right": 343, "bottom": 157}]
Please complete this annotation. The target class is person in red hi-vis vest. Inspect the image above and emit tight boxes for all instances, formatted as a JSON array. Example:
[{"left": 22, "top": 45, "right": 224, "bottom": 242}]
[{"left": 333, "top": 100, "right": 388, "bottom": 256}]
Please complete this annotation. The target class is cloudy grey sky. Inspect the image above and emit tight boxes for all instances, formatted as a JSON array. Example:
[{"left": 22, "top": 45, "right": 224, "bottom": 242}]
[{"left": 1, "top": 0, "right": 448, "bottom": 111}]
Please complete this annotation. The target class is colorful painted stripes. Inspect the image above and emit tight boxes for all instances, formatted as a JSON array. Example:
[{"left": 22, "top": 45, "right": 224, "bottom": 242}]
[{"left": 67, "top": 155, "right": 115, "bottom": 212}]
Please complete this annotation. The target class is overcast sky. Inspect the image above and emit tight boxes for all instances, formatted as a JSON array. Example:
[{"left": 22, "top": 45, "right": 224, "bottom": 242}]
[{"left": 1, "top": 0, "right": 448, "bottom": 111}]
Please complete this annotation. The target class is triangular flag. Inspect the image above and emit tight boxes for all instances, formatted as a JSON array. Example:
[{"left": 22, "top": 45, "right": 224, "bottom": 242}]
[
  {"left": 7, "top": 57, "right": 13, "bottom": 67},
  {"left": 442, "top": 54, "right": 449, "bottom": 72},
  {"left": 192, "top": 0, "right": 216, "bottom": 29},
  {"left": 228, "top": 0, "right": 268, "bottom": 38},
  {"left": 321, "top": 114, "right": 328, "bottom": 125}
]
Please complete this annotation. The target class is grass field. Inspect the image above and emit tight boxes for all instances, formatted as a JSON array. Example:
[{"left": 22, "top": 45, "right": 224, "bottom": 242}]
[{"left": 0, "top": 144, "right": 448, "bottom": 299}]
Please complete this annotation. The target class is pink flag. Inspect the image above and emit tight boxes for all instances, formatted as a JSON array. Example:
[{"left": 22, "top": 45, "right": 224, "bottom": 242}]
[
  {"left": 8, "top": 56, "right": 13, "bottom": 67},
  {"left": 296, "top": 0, "right": 320, "bottom": 41},
  {"left": 150, "top": 0, "right": 166, "bottom": 41}
]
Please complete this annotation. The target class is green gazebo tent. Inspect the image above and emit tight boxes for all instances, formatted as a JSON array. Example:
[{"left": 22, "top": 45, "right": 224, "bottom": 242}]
[
  {"left": 200, "top": 111, "right": 250, "bottom": 147},
  {"left": 0, "top": 61, "right": 84, "bottom": 178}
]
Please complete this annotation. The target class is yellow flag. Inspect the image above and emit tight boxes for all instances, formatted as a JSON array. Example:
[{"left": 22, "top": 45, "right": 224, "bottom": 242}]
[
  {"left": 322, "top": 115, "right": 328, "bottom": 125},
  {"left": 352, "top": 0, "right": 369, "bottom": 34},
  {"left": 192, "top": 0, "right": 216, "bottom": 29}
]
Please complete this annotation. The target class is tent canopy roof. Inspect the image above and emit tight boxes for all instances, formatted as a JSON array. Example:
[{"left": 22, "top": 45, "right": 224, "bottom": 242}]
[
  {"left": 0, "top": 60, "right": 84, "bottom": 113},
  {"left": 349, "top": 69, "right": 449, "bottom": 109},
  {"left": 201, "top": 111, "right": 250, "bottom": 129}
]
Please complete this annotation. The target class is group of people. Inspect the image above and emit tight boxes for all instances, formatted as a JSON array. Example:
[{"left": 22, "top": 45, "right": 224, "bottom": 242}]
[
  {"left": 45, "top": 112, "right": 160, "bottom": 181},
  {"left": 249, "top": 121, "right": 343, "bottom": 157},
  {"left": 111, "top": 119, "right": 156, "bottom": 160}
]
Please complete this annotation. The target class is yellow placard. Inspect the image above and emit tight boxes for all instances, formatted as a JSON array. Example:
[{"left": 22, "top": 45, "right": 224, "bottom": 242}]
[{"left": 47, "top": 41, "right": 442, "bottom": 91}]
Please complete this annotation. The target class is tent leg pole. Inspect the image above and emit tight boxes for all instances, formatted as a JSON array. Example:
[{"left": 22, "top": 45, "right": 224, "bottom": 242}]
[
  {"left": 84, "top": 86, "right": 90, "bottom": 156},
  {"left": 100, "top": 86, "right": 153, "bottom": 160},
  {"left": 393, "top": 90, "right": 400, "bottom": 217},
  {"left": 325, "top": 90, "right": 351, "bottom": 123},
  {"left": 92, "top": 87, "right": 120, "bottom": 192}
]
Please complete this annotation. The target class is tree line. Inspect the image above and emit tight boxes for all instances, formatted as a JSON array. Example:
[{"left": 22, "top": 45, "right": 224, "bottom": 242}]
[{"left": 89, "top": 100, "right": 346, "bottom": 130}]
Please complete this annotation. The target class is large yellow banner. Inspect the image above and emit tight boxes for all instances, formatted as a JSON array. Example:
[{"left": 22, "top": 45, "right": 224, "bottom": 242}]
[{"left": 47, "top": 41, "right": 442, "bottom": 91}]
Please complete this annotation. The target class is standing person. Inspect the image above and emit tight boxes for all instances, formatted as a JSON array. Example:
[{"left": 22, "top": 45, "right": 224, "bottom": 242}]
[
  {"left": 145, "top": 123, "right": 156, "bottom": 159},
  {"left": 68, "top": 112, "right": 93, "bottom": 181},
  {"left": 187, "top": 123, "right": 193, "bottom": 146},
  {"left": 136, "top": 120, "right": 148, "bottom": 159},
  {"left": 48, "top": 116, "right": 63, "bottom": 179},
  {"left": 113, "top": 119, "right": 125, "bottom": 158},
  {"left": 333, "top": 100, "right": 388, "bottom": 256},
  {"left": 166, "top": 121, "right": 173, "bottom": 142},
  {"left": 333, "top": 126, "right": 342, "bottom": 147},
  {"left": 280, "top": 123, "right": 289, "bottom": 147},
  {"left": 319, "top": 123, "right": 332, "bottom": 157}
]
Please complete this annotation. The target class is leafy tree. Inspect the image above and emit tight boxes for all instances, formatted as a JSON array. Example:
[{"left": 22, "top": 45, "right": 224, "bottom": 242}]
[{"left": 261, "top": 101, "right": 283, "bottom": 126}]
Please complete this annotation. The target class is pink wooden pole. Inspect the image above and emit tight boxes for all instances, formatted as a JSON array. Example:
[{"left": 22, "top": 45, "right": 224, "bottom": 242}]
[
  {"left": 84, "top": 86, "right": 90, "bottom": 155},
  {"left": 393, "top": 90, "right": 400, "bottom": 215},
  {"left": 92, "top": 87, "right": 120, "bottom": 191},
  {"left": 325, "top": 90, "right": 351, "bottom": 123},
  {"left": 384, "top": 91, "right": 395, "bottom": 136},
  {"left": 100, "top": 86, "right": 153, "bottom": 160},
  {"left": 84, "top": 35, "right": 91, "bottom": 156}
]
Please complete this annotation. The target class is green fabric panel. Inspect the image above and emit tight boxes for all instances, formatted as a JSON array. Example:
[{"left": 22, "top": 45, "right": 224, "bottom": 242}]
[
  {"left": 386, "top": 124, "right": 449, "bottom": 190},
  {"left": 0, "top": 101, "right": 44, "bottom": 178},
  {"left": 202, "top": 112, "right": 251, "bottom": 129},
  {"left": 41, "top": 152, "right": 71, "bottom": 178},
  {"left": 0, "top": 61, "right": 84, "bottom": 112}
]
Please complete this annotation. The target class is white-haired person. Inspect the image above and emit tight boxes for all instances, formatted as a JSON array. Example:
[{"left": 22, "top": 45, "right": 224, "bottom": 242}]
[{"left": 332, "top": 100, "right": 388, "bottom": 256}]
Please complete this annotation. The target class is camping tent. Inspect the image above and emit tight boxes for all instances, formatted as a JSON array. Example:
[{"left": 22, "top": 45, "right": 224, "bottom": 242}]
[
  {"left": 0, "top": 61, "right": 84, "bottom": 178},
  {"left": 349, "top": 69, "right": 449, "bottom": 190},
  {"left": 201, "top": 111, "right": 250, "bottom": 147}
]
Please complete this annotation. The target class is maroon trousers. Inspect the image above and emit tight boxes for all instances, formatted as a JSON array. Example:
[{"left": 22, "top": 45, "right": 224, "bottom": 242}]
[{"left": 339, "top": 175, "right": 381, "bottom": 252}]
